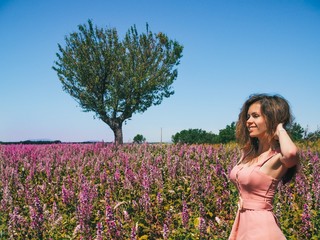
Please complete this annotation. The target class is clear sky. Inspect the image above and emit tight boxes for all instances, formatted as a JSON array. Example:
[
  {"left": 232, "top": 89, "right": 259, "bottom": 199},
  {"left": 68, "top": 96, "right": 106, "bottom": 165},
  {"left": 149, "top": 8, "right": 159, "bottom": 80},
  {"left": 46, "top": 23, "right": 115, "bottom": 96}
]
[{"left": 1, "top": 0, "right": 319, "bottom": 143}]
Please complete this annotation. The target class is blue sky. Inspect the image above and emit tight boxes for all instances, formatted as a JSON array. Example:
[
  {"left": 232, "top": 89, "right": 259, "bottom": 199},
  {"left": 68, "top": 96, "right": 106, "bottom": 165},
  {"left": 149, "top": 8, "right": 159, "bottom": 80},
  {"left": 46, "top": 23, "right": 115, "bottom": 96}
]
[{"left": 1, "top": 0, "right": 319, "bottom": 143}]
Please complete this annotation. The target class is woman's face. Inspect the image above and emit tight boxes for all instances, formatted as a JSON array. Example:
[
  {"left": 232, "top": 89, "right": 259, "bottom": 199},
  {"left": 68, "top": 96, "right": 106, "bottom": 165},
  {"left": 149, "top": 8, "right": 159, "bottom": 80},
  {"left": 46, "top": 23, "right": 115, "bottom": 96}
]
[{"left": 246, "top": 102, "right": 268, "bottom": 139}]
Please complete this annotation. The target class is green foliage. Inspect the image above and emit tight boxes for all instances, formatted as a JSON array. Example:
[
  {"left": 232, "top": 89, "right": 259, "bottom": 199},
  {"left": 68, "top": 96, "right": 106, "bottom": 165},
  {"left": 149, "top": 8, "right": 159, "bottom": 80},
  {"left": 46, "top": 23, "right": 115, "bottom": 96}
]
[
  {"left": 288, "top": 122, "right": 305, "bottom": 141},
  {"left": 172, "top": 123, "right": 236, "bottom": 144},
  {"left": 53, "top": 20, "right": 183, "bottom": 144},
  {"left": 172, "top": 121, "right": 318, "bottom": 145},
  {"left": 171, "top": 129, "right": 219, "bottom": 144},
  {"left": 218, "top": 122, "right": 236, "bottom": 144},
  {"left": 133, "top": 134, "right": 146, "bottom": 144}
]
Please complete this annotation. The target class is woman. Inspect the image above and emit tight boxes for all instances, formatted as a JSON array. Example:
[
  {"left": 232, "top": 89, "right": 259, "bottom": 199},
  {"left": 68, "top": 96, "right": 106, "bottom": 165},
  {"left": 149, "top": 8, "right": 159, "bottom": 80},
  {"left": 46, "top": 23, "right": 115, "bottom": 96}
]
[{"left": 229, "top": 94, "right": 299, "bottom": 240}]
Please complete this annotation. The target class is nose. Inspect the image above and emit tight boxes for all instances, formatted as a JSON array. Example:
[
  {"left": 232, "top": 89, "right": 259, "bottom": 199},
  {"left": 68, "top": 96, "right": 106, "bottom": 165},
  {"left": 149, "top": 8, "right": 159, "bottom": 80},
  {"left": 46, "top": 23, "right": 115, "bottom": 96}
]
[{"left": 246, "top": 116, "right": 254, "bottom": 127}]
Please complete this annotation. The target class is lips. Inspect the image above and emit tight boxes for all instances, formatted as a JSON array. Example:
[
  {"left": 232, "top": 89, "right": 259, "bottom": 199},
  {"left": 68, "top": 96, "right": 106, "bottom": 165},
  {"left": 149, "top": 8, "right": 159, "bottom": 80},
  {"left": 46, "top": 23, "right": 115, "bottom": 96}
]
[{"left": 248, "top": 126, "right": 256, "bottom": 132}]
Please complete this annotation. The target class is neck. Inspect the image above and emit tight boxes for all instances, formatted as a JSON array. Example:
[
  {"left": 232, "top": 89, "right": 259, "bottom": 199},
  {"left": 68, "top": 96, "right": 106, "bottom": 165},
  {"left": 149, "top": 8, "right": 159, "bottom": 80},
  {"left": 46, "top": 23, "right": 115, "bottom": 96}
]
[
  {"left": 257, "top": 136, "right": 268, "bottom": 150},
  {"left": 258, "top": 145, "right": 270, "bottom": 154}
]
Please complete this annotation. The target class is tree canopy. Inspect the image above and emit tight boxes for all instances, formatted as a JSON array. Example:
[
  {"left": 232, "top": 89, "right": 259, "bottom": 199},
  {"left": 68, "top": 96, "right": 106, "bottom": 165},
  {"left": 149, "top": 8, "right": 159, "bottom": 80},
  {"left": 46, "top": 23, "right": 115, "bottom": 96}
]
[
  {"left": 133, "top": 134, "right": 146, "bottom": 144},
  {"left": 218, "top": 122, "right": 236, "bottom": 143},
  {"left": 172, "top": 129, "right": 219, "bottom": 144},
  {"left": 53, "top": 20, "right": 183, "bottom": 144},
  {"left": 172, "top": 121, "right": 309, "bottom": 145},
  {"left": 287, "top": 122, "right": 304, "bottom": 141}
]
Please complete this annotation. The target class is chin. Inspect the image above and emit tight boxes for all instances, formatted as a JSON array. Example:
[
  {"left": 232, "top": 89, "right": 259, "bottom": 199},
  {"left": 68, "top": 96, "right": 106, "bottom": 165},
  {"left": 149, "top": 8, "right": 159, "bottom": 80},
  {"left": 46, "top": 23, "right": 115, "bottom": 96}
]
[{"left": 249, "top": 133, "right": 258, "bottom": 138}]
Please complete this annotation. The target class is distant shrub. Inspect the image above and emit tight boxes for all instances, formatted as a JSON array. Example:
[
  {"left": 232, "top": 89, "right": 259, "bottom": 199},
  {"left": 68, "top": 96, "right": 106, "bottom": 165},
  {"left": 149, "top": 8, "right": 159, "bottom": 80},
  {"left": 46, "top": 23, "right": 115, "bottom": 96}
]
[
  {"left": 171, "top": 128, "right": 219, "bottom": 144},
  {"left": 133, "top": 134, "right": 146, "bottom": 144}
]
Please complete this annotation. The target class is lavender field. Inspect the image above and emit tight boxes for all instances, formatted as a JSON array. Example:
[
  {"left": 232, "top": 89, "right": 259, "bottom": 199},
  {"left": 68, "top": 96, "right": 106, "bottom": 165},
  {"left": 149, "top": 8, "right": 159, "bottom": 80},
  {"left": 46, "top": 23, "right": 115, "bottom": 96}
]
[{"left": 0, "top": 143, "right": 319, "bottom": 239}]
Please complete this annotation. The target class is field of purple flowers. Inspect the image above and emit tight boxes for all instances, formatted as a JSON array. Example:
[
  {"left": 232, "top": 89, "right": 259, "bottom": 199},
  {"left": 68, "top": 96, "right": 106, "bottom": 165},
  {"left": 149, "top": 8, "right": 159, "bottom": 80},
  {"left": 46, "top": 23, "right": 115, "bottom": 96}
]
[{"left": 0, "top": 143, "right": 319, "bottom": 239}]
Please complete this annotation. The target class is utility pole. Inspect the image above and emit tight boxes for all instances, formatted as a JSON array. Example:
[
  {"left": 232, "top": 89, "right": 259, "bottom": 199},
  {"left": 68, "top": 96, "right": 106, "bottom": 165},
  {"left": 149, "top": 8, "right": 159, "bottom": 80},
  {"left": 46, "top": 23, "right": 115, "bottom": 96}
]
[{"left": 160, "top": 127, "right": 162, "bottom": 144}]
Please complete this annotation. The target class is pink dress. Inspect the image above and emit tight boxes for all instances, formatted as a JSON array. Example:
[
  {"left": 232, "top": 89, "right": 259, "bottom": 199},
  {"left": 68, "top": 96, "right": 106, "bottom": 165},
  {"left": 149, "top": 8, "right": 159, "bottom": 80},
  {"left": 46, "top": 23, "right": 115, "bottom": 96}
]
[{"left": 229, "top": 152, "right": 286, "bottom": 240}]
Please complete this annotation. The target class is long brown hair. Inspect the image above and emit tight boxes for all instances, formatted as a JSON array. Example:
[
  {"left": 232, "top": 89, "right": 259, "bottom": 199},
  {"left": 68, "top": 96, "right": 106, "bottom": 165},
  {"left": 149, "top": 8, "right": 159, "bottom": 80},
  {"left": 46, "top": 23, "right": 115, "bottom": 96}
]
[{"left": 236, "top": 93, "right": 296, "bottom": 183}]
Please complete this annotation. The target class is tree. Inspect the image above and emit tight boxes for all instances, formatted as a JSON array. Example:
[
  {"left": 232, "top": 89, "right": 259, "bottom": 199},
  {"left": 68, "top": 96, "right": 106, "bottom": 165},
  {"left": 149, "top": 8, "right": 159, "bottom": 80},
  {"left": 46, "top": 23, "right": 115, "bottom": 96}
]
[
  {"left": 171, "top": 129, "right": 219, "bottom": 144},
  {"left": 218, "top": 122, "right": 236, "bottom": 143},
  {"left": 287, "top": 122, "right": 304, "bottom": 141},
  {"left": 133, "top": 134, "right": 146, "bottom": 144},
  {"left": 53, "top": 20, "right": 183, "bottom": 144}
]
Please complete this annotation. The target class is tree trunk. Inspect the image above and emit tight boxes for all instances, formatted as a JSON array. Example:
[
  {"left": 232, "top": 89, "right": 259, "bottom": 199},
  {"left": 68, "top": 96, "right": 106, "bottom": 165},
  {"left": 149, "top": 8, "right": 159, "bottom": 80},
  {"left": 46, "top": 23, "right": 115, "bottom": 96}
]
[
  {"left": 113, "top": 127, "right": 123, "bottom": 144},
  {"left": 101, "top": 117, "right": 124, "bottom": 144}
]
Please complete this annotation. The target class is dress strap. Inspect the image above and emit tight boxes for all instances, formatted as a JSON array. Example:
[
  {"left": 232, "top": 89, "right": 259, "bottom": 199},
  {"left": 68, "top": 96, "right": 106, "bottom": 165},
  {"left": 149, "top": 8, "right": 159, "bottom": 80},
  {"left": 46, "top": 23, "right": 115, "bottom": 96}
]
[{"left": 258, "top": 150, "right": 280, "bottom": 167}]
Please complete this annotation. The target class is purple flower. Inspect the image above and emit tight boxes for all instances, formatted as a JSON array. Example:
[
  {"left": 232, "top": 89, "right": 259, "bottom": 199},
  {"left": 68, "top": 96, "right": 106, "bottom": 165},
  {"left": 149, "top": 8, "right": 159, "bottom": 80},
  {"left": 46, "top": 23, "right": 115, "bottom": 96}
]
[
  {"left": 131, "top": 223, "right": 138, "bottom": 240},
  {"left": 95, "top": 222, "right": 103, "bottom": 240},
  {"left": 76, "top": 178, "right": 97, "bottom": 235},
  {"left": 29, "top": 197, "right": 44, "bottom": 237},
  {"left": 199, "top": 217, "right": 206, "bottom": 236},
  {"left": 0, "top": 184, "right": 12, "bottom": 211},
  {"left": 301, "top": 203, "right": 312, "bottom": 238},
  {"left": 142, "top": 172, "right": 150, "bottom": 192},
  {"left": 105, "top": 205, "right": 117, "bottom": 234},
  {"left": 157, "top": 192, "right": 163, "bottom": 205},
  {"left": 182, "top": 200, "right": 189, "bottom": 228},
  {"left": 163, "top": 223, "right": 169, "bottom": 239},
  {"left": 8, "top": 207, "right": 26, "bottom": 236},
  {"left": 61, "top": 184, "right": 73, "bottom": 205},
  {"left": 114, "top": 168, "right": 121, "bottom": 182},
  {"left": 123, "top": 210, "right": 130, "bottom": 221}
]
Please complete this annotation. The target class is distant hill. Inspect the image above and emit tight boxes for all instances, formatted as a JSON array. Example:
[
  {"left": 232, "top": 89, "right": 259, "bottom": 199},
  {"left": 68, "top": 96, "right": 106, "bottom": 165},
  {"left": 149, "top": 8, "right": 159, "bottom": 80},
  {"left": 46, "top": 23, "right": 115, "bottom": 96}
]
[
  {"left": 0, "top": 140, "right": 62, "bottom": 145},
  {"left": 0, "top": 140, "right": 114, "bottom": 145}
]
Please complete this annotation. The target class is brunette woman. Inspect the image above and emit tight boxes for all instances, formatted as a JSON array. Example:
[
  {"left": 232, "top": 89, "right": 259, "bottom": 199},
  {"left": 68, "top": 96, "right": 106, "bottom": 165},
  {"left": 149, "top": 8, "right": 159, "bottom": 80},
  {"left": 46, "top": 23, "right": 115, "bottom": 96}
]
[{"left": 229, "top": 94, "right": 299, "bottom": 240}]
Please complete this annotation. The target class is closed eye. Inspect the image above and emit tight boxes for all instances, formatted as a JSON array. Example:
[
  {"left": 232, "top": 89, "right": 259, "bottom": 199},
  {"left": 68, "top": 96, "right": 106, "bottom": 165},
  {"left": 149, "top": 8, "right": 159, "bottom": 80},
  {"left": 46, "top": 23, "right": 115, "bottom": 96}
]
[{"left": 247, "top": 113, "right": 260, "bottom": 120}]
